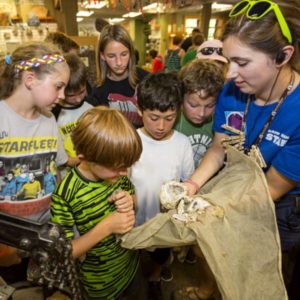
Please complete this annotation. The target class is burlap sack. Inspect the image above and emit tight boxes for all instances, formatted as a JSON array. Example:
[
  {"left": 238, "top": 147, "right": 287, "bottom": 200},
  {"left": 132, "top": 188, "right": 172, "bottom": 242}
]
[{"left": 121, "top": 146, "right": 287, "bottom": 300}]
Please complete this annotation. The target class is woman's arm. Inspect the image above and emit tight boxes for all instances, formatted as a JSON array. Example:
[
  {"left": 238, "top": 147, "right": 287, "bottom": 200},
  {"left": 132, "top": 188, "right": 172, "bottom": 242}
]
[
  {"left": 187, "top": 132, "right": 227, "bottom": 195},
  {"left": 266, "top": 166, "right": 298, "bottom": 201}
]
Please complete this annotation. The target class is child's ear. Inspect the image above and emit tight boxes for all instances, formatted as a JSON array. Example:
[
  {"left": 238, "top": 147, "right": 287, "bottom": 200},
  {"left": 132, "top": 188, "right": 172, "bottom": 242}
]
[
  {"left": 23, "top": 71, "right": 36, "bottom": 90},
  {"left": 77, "top": 154, "right": 85, "bottom": 161}
]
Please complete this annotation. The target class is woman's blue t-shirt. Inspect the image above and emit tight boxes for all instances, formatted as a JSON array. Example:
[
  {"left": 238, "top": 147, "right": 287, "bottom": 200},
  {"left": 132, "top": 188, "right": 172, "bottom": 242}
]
[{"left": 213, "top": 81, "right": 300, "bottom": 194}]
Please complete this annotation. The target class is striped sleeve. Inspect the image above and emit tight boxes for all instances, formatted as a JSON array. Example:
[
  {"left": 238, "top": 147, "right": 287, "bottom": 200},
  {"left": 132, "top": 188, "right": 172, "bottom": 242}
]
[{"left": 51, "top": 171, "right": 78, "bottom": 239}]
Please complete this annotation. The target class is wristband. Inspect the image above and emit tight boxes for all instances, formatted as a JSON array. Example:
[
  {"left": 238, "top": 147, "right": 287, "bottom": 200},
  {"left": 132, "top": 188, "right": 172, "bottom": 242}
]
[{"left": 184, "top": 179, "right": 200, "bottom": 192}]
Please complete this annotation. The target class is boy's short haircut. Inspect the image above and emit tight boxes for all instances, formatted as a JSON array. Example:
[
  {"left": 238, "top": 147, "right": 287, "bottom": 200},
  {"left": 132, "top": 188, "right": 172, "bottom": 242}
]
[
  {"left": 192, "top": 33, "right": 205, "bottom": 47},
  {"left": 149, "top": 49, "right": 158, "bottom": 59},
  {"left": 173, "top": 35, "right": 183, "bottom": 46},
  {"left": 72, "top": 106, "right": 142, "bottom": 169},
  {"left": 179, "top": 60, "right": 225, "bottom": 98},
  {"left": 64, "top": 53, "right": 87, "bottom": 94},
  {"left": 45, "top": 32, "right": 79, "bottom": 54},
  {"left": 137, "top": 72, "right": 183, "bottom": 112}
]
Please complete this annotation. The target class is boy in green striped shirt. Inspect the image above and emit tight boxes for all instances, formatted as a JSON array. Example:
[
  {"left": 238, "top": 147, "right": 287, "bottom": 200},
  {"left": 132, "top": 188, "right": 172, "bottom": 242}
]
[{"left": 51, "top": 106, "right": 146, "bottom": 299}]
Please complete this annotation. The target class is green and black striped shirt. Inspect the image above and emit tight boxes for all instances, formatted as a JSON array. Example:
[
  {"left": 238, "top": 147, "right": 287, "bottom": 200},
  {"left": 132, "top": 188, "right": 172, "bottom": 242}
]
[{"left": 51, "top": 167, "right": 139, "bottom": 299}]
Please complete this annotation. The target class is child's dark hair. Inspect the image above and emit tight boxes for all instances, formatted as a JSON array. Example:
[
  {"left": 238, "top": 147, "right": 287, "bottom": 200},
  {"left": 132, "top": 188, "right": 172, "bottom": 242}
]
[
  {"left": 137, "top": 72, "right": 183, "bottom": 112},
  {"left": 179, "top": 60, "right": 225, "bottom": 98},
  {"left": 64, "top": 53, "right": 87, "bottom": 95},
  {"left": 149, "top": 49, "right": 158, "bottom": 59},
  {"left": 192, "top": 33, "right": 205, "bottom": 47},
  {"left": 6, "top": 171, "right": 14, "bottom": 177},
  {"left": 45, "top": 32, "right": 80, "bottom": 54},
  {"left": 173, "top": 35, "right": 183, "bottom": 46}
]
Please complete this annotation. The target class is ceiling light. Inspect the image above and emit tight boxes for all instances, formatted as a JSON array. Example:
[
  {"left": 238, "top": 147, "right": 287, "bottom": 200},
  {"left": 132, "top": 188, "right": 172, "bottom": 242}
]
[
  {"left": 76, "top": 10, "right": 94, "bottom": 17},
  {"left": 142, "top": 2, "right": 164, "bottom": 13},
  {"left": 109, "top": 18, "right": 125, "bottom": 24},
  {"left": 212, "top": 2, "right": 233, "bottom": 12},
  {"left": 122, "top": 12, "right": 142, "bottom": 18},
  {"left": 82, "top": 1, "right": 106, "bottom": 9}
]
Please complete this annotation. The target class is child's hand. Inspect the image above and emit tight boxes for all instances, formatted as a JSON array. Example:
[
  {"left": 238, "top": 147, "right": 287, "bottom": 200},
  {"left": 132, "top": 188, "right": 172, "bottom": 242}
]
[
  {"left": 109, "top": 190, "right": 134, "bottom": 213},
  {"left": 107, "top": 210, "right": 135, "bottom": 234}
]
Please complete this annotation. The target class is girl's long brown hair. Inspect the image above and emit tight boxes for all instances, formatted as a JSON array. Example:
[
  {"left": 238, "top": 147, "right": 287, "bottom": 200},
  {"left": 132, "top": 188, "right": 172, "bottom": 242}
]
[{"left": 96, "top": 24, "right": 137, "bottom": 88}]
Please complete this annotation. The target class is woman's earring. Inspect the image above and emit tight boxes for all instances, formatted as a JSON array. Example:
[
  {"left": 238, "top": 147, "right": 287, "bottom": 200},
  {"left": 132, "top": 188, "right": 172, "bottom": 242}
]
[{"left": 275, "top": 51, "right": 286, "bottom": 64}]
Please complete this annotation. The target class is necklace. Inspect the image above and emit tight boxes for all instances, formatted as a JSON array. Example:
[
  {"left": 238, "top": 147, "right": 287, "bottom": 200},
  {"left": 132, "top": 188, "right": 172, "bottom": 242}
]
[{"left": 222, "top": 71, "right": 295, "bottom": 168}]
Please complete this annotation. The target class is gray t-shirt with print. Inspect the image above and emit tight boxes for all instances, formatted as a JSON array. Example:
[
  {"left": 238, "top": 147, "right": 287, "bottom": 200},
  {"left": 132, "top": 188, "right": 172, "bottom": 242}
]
[{"left": 0, "top": 101, "right": 67, "bottom": 221}]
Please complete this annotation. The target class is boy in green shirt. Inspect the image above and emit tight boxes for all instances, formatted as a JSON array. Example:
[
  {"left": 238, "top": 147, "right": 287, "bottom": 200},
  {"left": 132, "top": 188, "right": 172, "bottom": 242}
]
[
  {"left": 51, "top": 107, "right": 146, "bottom": 299},
  {"left": 175, "top": 59, "right": 225, "bottom": 169},
  {"left": 173, "top": 59, "right": 225, "bottom": 269}
]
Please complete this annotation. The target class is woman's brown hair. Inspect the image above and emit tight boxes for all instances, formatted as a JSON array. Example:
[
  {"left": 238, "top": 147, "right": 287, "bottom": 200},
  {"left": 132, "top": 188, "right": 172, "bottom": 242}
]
[{"left": 222, "top": 0, "right": 300, "bottom": 69}]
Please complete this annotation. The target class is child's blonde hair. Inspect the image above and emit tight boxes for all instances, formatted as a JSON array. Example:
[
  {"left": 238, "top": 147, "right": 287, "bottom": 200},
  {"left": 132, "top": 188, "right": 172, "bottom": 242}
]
[
  {"left": 0, "top": 42, "right": 67, "bottom": 99},
  {"left": 72, "top": 106, "right": 142, "bottom": 169}
]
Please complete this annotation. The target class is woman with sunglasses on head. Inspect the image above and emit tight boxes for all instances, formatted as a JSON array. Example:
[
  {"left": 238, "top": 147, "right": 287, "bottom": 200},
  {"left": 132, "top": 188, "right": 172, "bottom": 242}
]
[
  {"left": 89, "top": 24, "right": 148, "bottom": 128},
  {"left": 178, "top": 0, "right": 300, "bottom": 299}
]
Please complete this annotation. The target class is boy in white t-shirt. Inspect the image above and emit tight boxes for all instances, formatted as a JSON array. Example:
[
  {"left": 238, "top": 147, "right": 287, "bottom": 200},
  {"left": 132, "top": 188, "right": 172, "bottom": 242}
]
[{"left": 130, "top": 72, "right": 194, "bottom": 299}]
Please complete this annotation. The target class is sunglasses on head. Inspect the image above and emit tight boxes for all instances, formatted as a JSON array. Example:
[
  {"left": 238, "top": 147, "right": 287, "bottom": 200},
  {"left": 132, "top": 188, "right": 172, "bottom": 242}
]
[
  {"left": 229, "top": 0, "right": 292, "bottom": 44},
  {"left": 198, "top": 47, "right": 223, "bottom": 56}
]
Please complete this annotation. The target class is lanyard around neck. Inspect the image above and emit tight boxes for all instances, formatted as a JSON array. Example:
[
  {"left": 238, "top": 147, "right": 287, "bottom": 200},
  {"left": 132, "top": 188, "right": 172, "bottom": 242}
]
[{"left": 242, "top": 71, "right": 295, "bottom": 152}]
